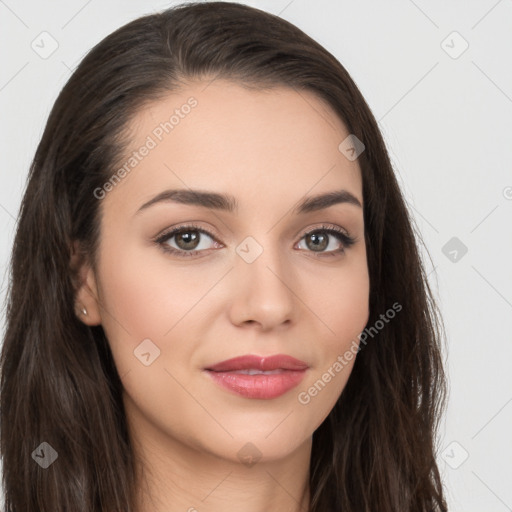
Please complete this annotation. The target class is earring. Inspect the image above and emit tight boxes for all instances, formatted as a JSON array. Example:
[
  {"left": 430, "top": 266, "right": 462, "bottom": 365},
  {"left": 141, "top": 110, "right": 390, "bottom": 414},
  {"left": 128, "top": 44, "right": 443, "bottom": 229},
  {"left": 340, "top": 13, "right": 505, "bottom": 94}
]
[{"left": 77, "top": 304, "right": 88, "bottom": 316}]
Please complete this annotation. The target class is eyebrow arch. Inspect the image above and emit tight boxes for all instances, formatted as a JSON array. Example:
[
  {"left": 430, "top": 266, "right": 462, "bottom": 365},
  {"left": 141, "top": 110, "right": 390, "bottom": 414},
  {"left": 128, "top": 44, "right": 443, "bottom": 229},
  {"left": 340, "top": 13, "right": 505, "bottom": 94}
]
[{"left": 135, "top": 188, "right": 362, "bottom": 216}]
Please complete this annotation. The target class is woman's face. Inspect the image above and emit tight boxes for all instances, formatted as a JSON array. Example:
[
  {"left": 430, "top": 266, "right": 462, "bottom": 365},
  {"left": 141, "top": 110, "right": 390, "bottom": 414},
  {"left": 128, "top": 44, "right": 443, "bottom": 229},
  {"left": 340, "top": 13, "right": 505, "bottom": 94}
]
[{"left": 79, "top": 79, "right": 369, "bottom": 465}]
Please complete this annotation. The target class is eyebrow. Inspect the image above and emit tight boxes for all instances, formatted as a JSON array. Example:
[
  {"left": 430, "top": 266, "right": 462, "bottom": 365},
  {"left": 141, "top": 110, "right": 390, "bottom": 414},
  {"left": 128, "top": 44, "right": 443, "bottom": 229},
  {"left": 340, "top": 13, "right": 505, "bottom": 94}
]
[{"left": 135, "top": 188, "right": 362, "bottom": 216}]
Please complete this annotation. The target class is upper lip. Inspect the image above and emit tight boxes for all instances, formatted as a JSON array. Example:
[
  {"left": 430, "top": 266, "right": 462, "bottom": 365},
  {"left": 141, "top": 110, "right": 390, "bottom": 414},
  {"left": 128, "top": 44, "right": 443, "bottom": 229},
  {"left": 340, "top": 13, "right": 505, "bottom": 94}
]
[{"left": 205, "top": 354, "right": 309, "bottom": 372}]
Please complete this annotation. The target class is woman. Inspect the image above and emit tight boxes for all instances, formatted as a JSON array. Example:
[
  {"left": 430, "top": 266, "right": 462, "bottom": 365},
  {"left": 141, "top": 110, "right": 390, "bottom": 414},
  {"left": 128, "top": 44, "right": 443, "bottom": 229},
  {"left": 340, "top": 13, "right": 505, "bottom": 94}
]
[{"left": 0, "top": 2, "right": 448, "bottom": 511}]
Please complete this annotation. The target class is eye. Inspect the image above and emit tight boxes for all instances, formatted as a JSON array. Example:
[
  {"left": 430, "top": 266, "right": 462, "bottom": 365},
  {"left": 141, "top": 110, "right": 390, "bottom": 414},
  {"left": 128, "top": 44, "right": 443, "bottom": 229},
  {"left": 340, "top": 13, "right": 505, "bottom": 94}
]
[
  {"left": 296, "top": 225, "right": 356, "bottom": 257},
  {"left": 155, "top": 224, "right": 221, "bottom": 257},
  {"left": 154, "top": 223, "right": 357, "bottom": 258}
]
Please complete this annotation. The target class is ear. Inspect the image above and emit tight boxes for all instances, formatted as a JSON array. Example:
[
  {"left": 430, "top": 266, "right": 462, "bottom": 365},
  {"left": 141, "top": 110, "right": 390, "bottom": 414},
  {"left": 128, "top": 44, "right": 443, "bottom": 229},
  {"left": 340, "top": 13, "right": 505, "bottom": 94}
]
[{"left": 70, "top": 240, "right": 102, "bottom": 326}]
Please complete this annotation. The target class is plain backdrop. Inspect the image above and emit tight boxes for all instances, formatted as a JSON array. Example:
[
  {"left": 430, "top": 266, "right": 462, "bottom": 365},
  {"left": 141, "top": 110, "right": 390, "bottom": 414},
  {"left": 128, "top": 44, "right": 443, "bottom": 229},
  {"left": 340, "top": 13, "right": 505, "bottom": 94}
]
[{"left": 1, "top": 1, "right": 511, "bottom": 510}]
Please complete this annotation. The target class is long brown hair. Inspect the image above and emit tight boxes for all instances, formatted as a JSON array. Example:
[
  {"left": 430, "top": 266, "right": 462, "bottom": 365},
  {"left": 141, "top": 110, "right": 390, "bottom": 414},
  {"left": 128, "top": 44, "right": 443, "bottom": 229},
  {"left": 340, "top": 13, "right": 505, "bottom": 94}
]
[{"left": 0, "top": 2, "right": 448, "bottom": 510}]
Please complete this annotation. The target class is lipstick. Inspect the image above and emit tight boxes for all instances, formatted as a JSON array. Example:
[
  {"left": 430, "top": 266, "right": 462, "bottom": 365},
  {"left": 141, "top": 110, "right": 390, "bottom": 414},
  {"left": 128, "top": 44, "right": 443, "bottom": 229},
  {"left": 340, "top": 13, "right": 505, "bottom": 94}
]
[{"left": 203, "top": 354, "right": 309, "bottom": 399}]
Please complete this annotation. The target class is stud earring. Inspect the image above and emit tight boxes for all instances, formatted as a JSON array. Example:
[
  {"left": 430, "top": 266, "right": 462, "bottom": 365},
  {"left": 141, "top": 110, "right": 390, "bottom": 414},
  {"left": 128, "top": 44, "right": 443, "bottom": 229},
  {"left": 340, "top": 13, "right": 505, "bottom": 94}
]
[{"left": 77, "top": 304, "right": 88, "bottom": 316}]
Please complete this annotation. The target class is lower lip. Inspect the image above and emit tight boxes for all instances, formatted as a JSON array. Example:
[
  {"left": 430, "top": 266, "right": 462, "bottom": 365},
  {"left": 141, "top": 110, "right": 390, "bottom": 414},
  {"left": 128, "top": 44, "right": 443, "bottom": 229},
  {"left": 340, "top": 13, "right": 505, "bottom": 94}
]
[{"left": 204, "top": 369, "right": 307, "bottom": 399}]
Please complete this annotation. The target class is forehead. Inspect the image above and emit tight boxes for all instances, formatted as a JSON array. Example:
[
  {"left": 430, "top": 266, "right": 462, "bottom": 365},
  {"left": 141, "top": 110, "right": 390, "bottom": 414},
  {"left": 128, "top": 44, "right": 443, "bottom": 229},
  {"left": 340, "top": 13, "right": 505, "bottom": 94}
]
[{"left": 105, "top": 79, "right": 363, "bottom": 214}]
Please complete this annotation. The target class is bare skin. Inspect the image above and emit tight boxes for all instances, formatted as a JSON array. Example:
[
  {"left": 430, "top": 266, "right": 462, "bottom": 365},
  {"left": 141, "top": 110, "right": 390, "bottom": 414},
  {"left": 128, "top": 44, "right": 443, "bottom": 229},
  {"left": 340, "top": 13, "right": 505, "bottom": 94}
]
[{"left": 74, "top": 78, "right": 370, "bottom": 512}]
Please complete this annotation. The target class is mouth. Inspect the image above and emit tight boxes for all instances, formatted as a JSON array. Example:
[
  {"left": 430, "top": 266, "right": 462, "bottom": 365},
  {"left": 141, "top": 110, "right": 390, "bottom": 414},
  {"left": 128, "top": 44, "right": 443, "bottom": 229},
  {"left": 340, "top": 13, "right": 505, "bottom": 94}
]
[{"left": 203, "top": 354, "right": 309, "bottom": 399}]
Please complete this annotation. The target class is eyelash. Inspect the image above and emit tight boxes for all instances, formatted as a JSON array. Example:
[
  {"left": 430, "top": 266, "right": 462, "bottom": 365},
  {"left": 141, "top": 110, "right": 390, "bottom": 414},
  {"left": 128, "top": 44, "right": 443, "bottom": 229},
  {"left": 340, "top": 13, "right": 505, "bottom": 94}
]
[{"left": 153, "top": 223, "right": 357, "bottom": 259}]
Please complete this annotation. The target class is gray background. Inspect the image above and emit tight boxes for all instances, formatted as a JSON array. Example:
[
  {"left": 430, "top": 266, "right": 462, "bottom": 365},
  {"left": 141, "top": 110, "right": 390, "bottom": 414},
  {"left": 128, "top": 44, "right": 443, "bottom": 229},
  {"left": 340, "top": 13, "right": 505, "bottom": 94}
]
[{"left": 1, "top": 1, "right": 511, "bottom": 510}]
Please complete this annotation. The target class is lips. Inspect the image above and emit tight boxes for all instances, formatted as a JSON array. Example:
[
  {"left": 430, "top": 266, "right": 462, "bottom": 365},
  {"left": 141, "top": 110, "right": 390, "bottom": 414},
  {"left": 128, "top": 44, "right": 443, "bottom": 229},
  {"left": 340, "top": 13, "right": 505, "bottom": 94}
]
[
  {"left": 203, "top": 354, "right": 309, "bottom": 399},
  {"left": 205, "top": 354, "right": 309, "bottom": 372}
]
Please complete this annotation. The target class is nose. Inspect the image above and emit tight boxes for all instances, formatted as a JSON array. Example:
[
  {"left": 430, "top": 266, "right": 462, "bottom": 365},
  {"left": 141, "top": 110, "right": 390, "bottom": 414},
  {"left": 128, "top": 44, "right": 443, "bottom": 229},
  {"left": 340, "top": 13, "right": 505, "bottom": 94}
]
[{"left": 227, "top": 242, "right": 296, "bottom": 332}]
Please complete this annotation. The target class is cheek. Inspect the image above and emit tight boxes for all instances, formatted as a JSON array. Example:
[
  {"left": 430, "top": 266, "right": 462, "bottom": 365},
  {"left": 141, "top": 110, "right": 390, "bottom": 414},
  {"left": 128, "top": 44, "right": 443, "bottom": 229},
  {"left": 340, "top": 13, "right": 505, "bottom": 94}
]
[
  {"left": 97, "top": 241, "right": 208, "bottom": 335},
  {"left": 296, "top": 266, "right": 369, "bottom": 425},
  {"left": 94, "top": 245, "right": 207, "bottom": 411},
  {"left": 93, "top": 242, "right": 180, "bottom": 375},
  {"left": 313, "top": 256, "right": 370, "bottom": 348},
  {"left": 299, "top": 255, "right": 369, "bottom": 410}
]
